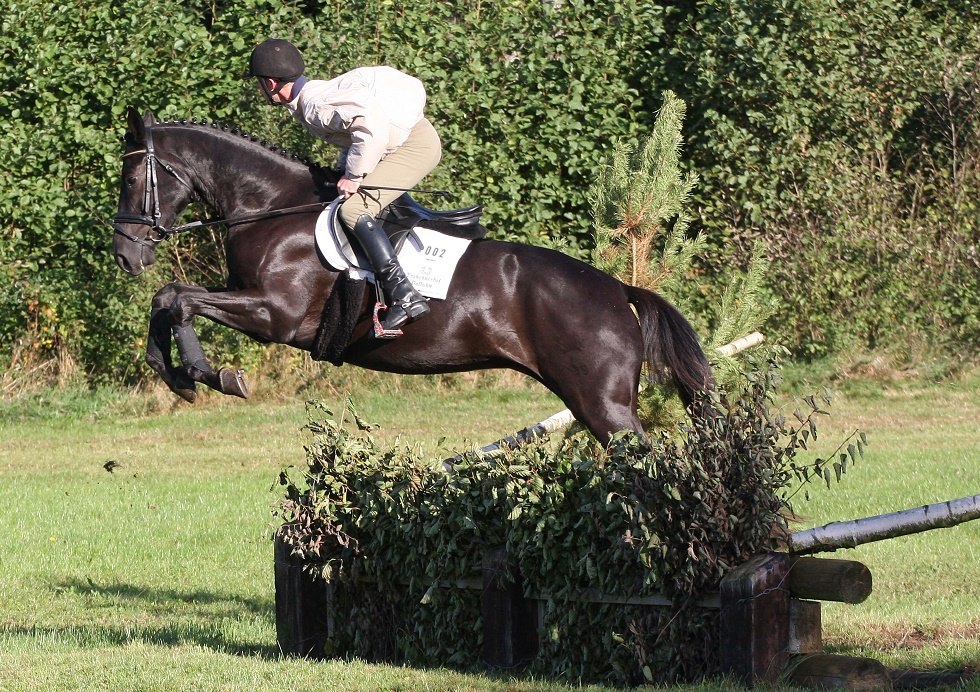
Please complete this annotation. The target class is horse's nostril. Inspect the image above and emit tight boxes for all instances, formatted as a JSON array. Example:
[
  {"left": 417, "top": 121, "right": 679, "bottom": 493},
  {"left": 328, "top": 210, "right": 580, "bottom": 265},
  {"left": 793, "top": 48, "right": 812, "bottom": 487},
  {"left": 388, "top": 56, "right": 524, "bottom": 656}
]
[{"left": 115, "top": 251, "right": 145, "bottom": 276}]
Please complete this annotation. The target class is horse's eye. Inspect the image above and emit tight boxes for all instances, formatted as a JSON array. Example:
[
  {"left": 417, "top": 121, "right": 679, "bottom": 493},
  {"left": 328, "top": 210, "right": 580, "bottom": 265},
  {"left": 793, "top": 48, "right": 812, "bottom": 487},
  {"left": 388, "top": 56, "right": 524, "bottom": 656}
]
[{"left": 126, "top": 176, "right": 137, "bottom": 186}]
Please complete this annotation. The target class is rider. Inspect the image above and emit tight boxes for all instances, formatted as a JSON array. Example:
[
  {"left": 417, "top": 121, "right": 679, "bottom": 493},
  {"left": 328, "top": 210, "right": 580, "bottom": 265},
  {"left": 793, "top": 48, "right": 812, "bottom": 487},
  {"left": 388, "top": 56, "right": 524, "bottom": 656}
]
[{"left": 246, "top": 38, "right": 440, "bottom": 334}]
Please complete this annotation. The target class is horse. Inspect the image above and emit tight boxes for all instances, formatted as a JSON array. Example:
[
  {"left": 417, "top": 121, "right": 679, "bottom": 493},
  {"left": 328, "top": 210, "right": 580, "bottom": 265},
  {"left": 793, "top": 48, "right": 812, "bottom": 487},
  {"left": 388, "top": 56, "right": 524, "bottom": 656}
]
[{"left": 111, "top": 107, "right": 712, "bottom": 445}]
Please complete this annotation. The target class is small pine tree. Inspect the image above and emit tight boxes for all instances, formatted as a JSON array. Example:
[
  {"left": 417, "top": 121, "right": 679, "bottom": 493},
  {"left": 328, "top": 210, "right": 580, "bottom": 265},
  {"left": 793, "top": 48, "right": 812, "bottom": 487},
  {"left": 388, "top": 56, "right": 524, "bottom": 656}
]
[
  {"left": 589, "top": 91, "right": 775, "bottom": 427},
  {"left": 706, "top": 242, "right": 775, "bottom": 383},
  {"left": 590, "top": 91, "right": 704, "bottom": 299}
]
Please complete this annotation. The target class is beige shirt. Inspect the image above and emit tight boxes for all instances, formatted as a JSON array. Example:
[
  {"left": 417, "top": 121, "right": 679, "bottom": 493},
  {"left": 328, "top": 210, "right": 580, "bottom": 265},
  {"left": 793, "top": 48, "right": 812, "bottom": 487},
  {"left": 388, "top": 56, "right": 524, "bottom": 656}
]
[{"left": 286, "top": 66, "right": 427, "bottom": 180}]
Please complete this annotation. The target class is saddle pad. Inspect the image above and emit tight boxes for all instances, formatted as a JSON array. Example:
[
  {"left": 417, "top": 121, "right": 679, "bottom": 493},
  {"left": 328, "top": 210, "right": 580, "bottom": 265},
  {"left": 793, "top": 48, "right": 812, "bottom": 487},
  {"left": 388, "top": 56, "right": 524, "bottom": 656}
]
[{"left": 314, "top": 209, "right": 470, "bottom": 300}]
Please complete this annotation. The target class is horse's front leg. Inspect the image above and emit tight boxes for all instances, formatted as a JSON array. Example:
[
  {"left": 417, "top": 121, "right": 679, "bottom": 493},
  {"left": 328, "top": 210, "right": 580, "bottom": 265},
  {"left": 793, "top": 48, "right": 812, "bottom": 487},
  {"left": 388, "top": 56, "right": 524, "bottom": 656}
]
[
  {"left": 166, "top": 283, "right": 311, "bottom": 399},
  {"left": 146, "top": 283, "right": 198, "bottom": 401},
  {"left": 172, "top": 322, "right": 249, "bottom": 399},
  {"left": 147, "top": 283, "right": 249, "bottom": 400}
]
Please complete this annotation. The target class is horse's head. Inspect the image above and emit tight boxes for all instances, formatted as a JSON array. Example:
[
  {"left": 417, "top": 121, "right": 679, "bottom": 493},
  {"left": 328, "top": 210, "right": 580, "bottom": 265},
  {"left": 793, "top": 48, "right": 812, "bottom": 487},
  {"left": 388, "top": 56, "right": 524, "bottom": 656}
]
[{"left": 112, "top": 107, "right": 196, "bottom": 276}]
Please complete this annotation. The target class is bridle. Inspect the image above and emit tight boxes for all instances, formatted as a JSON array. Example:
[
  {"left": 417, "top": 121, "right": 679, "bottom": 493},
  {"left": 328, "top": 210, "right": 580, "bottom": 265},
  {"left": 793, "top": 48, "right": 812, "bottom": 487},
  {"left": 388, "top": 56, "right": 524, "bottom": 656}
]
[
  {"left": 111, "top": 120, "right": 331, "bottom": 248},
  {"left": 112, "top": 120, "right": 196, "bottom": 249}
]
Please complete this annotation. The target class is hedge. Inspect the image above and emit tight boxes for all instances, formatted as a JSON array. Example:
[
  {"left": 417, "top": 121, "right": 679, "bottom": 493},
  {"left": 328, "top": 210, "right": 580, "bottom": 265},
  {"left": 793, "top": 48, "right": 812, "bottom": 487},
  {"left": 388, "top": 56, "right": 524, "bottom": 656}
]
[
  {"left": 1, "top": 0, "right": 978, "bottom": 383},
  {"left": 276, "top": 359, "right": 865, "bottom": 684}
]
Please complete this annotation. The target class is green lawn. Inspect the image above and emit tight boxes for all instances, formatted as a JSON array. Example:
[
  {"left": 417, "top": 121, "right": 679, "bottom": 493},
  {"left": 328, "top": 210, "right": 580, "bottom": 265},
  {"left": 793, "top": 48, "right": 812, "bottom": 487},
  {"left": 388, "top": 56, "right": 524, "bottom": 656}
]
[
  {"left": 784, "top": 374, "right": 980, "bottom": 674},
  {"left": 0, "top": 371, "right": 977, "bottom": 689}
]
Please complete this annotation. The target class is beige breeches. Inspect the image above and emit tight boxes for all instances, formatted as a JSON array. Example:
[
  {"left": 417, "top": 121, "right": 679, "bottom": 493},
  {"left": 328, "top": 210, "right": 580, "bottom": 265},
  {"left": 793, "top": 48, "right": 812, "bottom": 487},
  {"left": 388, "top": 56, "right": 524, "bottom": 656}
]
[{"left": 338, "top": 117, "right": 442, "bottom": 229}]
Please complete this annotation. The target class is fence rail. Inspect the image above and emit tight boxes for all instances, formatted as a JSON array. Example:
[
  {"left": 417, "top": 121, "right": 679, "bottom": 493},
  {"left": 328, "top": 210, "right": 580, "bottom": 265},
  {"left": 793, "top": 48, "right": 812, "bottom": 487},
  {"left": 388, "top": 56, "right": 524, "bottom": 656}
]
[{"left": 788, "top": 493, "right": 980, "bottom": 554}]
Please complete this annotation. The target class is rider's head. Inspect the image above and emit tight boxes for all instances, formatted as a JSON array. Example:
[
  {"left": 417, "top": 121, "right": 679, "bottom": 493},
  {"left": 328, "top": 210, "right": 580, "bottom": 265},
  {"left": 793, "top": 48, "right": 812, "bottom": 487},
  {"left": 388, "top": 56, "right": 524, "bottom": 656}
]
[{"left": 247, "top": 39, "right": 305, "bottom": 105}]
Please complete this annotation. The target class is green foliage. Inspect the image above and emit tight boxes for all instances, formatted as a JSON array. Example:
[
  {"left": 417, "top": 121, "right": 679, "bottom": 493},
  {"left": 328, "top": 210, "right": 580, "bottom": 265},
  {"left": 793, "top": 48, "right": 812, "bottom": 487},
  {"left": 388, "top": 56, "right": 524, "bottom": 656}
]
[
  {"left": 706, "top": 245, "right": 775, "bottom": 382},
  {"left": 276, "top": 359, "right": 864, "bottom": 684},
  {"left": 588, "top": 92, "right": 774, "bottom": 426},
  {"left": 1, "top": 0, "right": 977, "bottom": 390},
  {"left": 591, "top": 91, "right": 704, "bottom": 297},
  {"left": 668, "top": 0, "right": 980, "bottom": 359}
]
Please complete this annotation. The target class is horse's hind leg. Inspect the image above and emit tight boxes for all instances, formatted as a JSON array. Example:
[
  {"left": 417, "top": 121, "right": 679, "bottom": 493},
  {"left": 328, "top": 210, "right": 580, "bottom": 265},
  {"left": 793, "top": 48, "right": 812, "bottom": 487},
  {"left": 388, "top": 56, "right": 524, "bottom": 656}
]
[
  {"left": 540, "top": 352, "right": 645, "bottom": 447},
  {"left": 568, "top": 375, "right": 644, "bottom": 446}
]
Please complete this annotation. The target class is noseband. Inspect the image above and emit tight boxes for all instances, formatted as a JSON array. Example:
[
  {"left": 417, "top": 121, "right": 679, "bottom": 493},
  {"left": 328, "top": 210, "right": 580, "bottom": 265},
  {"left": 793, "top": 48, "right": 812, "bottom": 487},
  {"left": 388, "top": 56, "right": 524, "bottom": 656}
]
[{"left": 112, "top": 121, "right": 195, "bottom": 249}]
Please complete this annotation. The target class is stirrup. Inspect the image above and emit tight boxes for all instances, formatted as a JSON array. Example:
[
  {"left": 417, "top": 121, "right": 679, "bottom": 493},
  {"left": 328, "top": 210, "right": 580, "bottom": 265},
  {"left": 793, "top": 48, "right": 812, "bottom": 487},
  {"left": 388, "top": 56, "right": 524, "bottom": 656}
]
[{"left": 372, "top": 301, "right": 403, "bottom": 339}]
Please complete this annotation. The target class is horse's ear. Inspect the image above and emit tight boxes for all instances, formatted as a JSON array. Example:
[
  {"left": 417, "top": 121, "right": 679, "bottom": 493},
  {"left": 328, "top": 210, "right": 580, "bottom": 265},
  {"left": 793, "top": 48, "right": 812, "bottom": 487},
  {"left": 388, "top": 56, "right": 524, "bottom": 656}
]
[{"left": 126, "top": 106, "right": 146, "bottom": 146}]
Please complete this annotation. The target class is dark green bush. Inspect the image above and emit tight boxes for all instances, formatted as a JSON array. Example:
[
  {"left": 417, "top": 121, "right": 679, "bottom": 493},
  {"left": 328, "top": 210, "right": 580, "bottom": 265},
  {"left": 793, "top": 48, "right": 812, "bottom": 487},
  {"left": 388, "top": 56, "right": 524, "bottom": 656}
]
[{"left": 667, "top": 0, "right": 980, "bottom": 358}]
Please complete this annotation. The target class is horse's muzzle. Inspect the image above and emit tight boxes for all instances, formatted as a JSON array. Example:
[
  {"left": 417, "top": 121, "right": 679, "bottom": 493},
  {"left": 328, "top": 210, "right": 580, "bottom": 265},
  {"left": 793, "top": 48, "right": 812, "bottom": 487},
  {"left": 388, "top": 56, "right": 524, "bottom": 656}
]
[{"left": 113, "top": 231, "right": 155, "bottom": 276}]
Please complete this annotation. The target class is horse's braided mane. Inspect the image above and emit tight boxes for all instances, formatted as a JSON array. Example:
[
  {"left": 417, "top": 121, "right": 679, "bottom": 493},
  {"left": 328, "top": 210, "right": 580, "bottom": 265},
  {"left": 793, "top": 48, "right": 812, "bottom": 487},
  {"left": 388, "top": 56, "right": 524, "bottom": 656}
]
[{"left": 156, "top": 116, "right": 322, "bottom": 168}]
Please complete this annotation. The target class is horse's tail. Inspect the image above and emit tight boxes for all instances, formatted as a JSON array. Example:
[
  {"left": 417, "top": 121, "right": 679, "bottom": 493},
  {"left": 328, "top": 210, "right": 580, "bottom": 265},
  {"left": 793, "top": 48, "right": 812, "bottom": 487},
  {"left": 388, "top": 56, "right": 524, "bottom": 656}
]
[{"left": 627, "top": 285, "right": 714, "bottom": 409}]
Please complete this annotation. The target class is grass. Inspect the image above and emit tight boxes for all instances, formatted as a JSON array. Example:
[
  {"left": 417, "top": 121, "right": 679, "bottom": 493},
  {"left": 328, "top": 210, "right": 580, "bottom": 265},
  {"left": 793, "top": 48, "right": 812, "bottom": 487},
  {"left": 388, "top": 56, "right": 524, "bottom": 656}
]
[
  {"left": 781, "top": 371, "right": 980, "bottom": 676},
  {"left": 0, "top": 368, "right": 977, "bottom": 689}
]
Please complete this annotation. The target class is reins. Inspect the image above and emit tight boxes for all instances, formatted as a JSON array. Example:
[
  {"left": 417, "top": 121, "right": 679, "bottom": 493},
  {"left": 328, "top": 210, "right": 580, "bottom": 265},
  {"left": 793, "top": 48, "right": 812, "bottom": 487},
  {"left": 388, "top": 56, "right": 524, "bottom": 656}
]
[
  {"left": 152, "top": 201, "right": 331, "bottom": 234},
  {"left": 360, "top": 184, "right": 454, "bottom": 201},
  {"left": 160, "top": 187, "right": 453, "bottom": 235}
]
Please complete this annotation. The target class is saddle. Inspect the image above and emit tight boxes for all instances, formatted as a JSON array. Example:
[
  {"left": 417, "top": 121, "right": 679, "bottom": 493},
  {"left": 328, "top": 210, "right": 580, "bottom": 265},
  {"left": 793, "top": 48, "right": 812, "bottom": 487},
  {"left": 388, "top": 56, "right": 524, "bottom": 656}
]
[
  {"left": 311, "top": 193, "right": 487, "bottom": 365},
  {"left": 379, "top": 193, "right": 488, "bottom": 242}
]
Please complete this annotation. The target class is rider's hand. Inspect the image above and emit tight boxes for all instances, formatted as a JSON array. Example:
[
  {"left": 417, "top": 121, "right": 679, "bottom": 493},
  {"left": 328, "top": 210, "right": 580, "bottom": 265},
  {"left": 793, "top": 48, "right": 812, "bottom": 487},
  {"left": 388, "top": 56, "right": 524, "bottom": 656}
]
[{"left": 337, "top": 176, "right": 361, "bottom": 198}]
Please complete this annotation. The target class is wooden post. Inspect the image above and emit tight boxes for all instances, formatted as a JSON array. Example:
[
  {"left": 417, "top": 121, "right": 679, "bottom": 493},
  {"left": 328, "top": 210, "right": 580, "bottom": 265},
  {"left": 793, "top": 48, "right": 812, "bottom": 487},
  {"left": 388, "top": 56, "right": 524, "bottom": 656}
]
[
  {"left": 274, "top": 531, "right": 329, "bottom": 659},
  {"left": 482, "top": 547, "right": 539, "bottom": 669},
  {"left": 719, "top": 553, "right": 792, "bottom": 685},
  {"left": 788, "top": 599, "right": 821, "bottom": 654}
]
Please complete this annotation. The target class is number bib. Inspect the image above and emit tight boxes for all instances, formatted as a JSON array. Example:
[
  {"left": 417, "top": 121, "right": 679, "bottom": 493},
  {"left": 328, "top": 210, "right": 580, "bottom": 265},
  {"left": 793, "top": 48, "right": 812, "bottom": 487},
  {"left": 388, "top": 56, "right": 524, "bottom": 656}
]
[{"left": 396, "top": 227, "right": 472, "bottom": 300}]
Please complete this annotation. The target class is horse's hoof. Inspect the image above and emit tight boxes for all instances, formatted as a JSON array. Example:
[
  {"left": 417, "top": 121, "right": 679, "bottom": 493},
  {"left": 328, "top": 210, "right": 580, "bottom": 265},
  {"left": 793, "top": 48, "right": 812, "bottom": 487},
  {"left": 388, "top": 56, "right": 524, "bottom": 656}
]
[
  {"left": 174, "top": 387, "right": 197, "bottom": 403},
  {"left": 218, "top": 368, "right": 249, "bottom": 399}
]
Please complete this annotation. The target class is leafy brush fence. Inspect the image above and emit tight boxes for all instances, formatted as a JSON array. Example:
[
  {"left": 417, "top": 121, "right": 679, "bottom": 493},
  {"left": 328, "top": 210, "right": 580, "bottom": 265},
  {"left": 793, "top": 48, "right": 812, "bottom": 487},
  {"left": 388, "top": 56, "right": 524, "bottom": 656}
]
[{"left": 274, "top": 359, "right": 873, "bottom": 685}]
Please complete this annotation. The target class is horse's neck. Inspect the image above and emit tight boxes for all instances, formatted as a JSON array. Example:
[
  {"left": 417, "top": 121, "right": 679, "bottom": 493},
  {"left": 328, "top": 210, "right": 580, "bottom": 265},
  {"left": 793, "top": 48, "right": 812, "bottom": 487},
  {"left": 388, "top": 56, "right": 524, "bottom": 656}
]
[{"left": 173, "top": 129, "right": 322, "bottom": 217}]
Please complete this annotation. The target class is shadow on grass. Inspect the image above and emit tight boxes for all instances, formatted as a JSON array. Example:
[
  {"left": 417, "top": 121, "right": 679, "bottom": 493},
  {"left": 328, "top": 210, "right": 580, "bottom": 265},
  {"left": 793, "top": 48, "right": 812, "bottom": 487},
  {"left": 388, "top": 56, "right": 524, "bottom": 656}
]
[{"left": 28, "top": 577, "right": 284, "bottom": 659}]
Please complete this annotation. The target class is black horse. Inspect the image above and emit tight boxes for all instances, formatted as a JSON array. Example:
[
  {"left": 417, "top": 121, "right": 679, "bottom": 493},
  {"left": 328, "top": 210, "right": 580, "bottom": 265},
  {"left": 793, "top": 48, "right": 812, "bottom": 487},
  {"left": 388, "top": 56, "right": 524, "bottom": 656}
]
[{"left": 112, "top": 108, "right": 712, "bottom": 444}]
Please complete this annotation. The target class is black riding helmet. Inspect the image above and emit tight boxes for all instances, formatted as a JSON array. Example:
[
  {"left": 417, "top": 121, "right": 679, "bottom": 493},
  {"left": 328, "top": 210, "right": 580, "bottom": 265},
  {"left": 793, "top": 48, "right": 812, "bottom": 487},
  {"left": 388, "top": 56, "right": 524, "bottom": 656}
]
[{"left": 248, "top": 39, "right": 305, "bottom": 103}]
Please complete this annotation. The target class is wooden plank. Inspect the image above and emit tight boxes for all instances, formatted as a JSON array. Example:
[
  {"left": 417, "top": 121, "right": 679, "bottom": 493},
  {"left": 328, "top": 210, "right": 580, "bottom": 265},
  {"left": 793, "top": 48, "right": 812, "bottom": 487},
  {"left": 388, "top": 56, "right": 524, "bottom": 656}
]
[
  {"left": 520, "top": 588, "right": 719, "bottom": 608},
  {"left": 719, "top": 552, "right": 792, "bottom": 685},
  {"left": 788, "top": 654, "right": 892, "bottom": 689},
  {"left": 788, "top": 599, "right": 821, "bottom": 654},
  {"left": 482, "top": 546, "right": 539, "bottom": 669},
  {"left": 789, "top": 557, "right": 873, "bottom": 604}
]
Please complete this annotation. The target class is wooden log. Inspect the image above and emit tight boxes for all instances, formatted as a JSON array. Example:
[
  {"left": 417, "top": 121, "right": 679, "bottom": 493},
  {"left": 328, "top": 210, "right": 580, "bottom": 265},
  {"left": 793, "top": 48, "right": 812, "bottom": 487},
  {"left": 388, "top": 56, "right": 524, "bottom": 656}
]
[
  {"left": 482, "top": 547, "right": 539, "bottom": 669},
  {"left": 274, "top": 531, "right": 329, "bottom": 659},
  {"left": 789, "top": 557, "right": 873, "bottom": 604},
  {"left": 787, "top": 654, "right": 892, "bottom": 689},
  {"left": 788, "top": 494, "right": 980, "bottom": 554},
  {"left": 719, "top": 552, "right": 792, "bottom": 685},
  {"left": 788, "top": 599, "right": 822, "bottom": 655},
  {"left": 716, "top": 331, "right": 765, "bottom": 357}
]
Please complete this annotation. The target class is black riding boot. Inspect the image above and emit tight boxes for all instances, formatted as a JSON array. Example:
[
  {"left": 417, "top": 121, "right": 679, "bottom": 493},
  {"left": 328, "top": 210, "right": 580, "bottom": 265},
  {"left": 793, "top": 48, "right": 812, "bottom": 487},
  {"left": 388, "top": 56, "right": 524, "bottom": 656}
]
[{"left": 350, "top": 214, "right": 430, "bottom": 334}]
